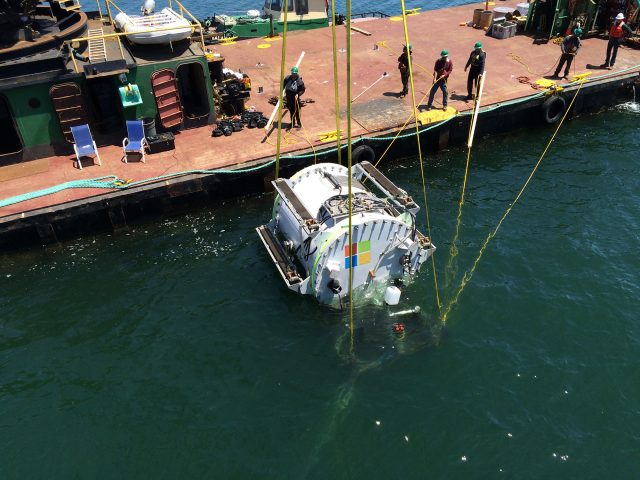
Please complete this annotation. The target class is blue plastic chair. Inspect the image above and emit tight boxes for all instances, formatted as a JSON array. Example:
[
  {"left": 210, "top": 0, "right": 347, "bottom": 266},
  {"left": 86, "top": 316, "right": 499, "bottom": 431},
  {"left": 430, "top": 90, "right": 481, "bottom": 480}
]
[
  {"left": 123, "top": 120, "right": 148, "bottom": 163},
  {"left": 70, "top": 124, "right": 101, "bottom": 170}
]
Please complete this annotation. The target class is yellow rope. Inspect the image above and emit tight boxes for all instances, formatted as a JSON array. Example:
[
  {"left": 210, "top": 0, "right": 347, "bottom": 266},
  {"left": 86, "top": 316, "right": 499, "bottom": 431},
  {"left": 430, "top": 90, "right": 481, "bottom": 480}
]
[
  {"left": 330, "top": 0, "right": 342, "bottom": 165},
  {"left": 371, "top": 74, "right": 444, "bottom": 171},
  {"left": 445, "top": 74, "right": 482, "bottom": 285},
  {"left": 377, "top": 41, "right": 431, "bottom": 77},
  {"left": 400, "top": 0, "right": 441, "bottom": 310},
  {"left": 346, "top": 0, "right": 354, "bottom": 351},
  {"left": 440, "top": 80, "right": 586, "bottom": 324},
  {"left": 273, "top": 0, "right": 290, "bottom": 180}
]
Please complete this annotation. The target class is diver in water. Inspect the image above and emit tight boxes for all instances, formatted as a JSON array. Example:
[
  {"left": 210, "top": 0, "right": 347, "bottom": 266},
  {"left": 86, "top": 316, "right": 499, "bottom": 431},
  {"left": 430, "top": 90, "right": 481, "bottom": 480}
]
[{"left": 283, "top": 66, "right": 306, "bottom": 129}]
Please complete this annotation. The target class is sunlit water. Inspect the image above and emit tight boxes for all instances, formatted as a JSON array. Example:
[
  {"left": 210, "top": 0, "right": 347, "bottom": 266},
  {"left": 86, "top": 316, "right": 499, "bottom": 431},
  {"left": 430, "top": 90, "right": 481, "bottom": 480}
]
[{"left": 4, "top": 0, "right": 640, "bottom": 476}]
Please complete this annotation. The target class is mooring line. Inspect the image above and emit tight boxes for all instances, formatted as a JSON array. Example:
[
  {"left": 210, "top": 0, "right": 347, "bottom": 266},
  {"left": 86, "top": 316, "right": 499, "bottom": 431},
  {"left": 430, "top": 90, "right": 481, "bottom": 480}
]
[{"left": 440, "top": 79, "right": 586, "bottom": 324}]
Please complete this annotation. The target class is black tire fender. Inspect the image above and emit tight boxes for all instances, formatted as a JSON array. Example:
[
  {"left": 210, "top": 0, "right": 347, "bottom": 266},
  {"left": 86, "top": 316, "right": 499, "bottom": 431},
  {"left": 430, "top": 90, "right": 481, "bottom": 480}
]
[
  {"left": 352, "top": 144, "right": 376, "bottom": 164},
  {"left": 542, "top": 95, "right": 567, "bottom": 124}
]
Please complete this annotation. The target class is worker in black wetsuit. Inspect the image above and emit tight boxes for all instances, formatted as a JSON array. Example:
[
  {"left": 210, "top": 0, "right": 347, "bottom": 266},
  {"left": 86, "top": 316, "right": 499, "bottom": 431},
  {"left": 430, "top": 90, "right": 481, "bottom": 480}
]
[
  {"left": 283, "top": 66, "right": 306, "bottom": 129},
  {"left": 464, "top": 41, "right": 486, "bottom": 101},
  {"left": 397, "top": 44, "right": 412, "bottom": 98},
  {"left": 552, "top": 28, "right": 582, "bottom": 79}
]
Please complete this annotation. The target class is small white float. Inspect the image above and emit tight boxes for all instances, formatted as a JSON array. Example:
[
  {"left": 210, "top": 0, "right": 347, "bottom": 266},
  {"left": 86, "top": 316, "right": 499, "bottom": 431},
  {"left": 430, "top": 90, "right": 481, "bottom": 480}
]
[
  {"left": 256, "top": 162, "right": 436, "bottom": 306},
  {"left": 114, "top": 7, "right": 193, "bottom": 45}
]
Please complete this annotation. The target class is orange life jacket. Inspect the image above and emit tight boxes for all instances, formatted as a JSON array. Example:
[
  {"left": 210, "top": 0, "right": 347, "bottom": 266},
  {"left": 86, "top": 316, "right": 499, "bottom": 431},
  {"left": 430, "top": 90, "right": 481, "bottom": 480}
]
[{"left": 610, "top": 21, "right": 625, "bottom": 38}]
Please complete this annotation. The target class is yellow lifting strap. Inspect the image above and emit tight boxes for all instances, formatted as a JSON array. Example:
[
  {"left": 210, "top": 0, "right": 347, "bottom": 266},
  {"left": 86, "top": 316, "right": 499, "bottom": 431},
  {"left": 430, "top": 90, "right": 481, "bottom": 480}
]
[
  {"left": 273, "top": 0, "right": 290, "bottom": 179},
  {"left": 440, "top": 79, "right": 587, "bottom": 324},
  {"left": 400, "top": 0, "right": 441, "bottom": 310}
]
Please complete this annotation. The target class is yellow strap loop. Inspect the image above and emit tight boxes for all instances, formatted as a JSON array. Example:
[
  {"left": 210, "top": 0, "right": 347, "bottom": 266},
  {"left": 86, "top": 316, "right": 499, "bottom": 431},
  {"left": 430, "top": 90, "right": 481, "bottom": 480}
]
[{"left": 445, "top": 73, "right": 483, "bottom": 285}]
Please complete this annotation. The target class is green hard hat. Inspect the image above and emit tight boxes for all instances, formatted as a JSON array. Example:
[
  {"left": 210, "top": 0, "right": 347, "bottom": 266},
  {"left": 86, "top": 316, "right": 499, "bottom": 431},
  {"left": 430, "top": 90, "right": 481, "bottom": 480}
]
[
  {"left": 474, "top": 41, "right": 483, "bottom": 48},
  {"left": 291, "top": 66, "right": 298, "bottom": 74},
  {"left": 406, "top": 43, "right": 412, "bottom": 49},
  {"left": 573, "top": 27, "right": 583, "bottom": 36},
  {"left": 441, "top": 49, "right": 448, "bottom": 56}
]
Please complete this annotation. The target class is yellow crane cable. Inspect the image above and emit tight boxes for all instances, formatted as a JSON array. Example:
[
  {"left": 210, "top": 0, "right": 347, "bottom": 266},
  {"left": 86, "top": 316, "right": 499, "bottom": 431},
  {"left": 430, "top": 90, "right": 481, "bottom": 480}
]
[
  {"left": 330, "top": 0, "right": 342, "bottom": 165},
  {"left": 445, "top": 75, "right": 483, "bottom": 285},
  {"left": 440, "top": 80, "right": 586, "bottom": 324},
  {"left": 399, "top": 0, "right": 441, "bottom": 310},
  {"left": 346, "top": 0, "right": 354, "bottom": 352},
  {"left": 273, "top": 0, "right": 290, "bottom": 180}
]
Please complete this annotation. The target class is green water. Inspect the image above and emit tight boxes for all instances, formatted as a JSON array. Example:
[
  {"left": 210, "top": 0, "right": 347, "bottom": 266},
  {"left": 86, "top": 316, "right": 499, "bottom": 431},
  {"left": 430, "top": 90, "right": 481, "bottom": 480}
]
[{"left": 2, "top": 107, "right": 639, "bottom": 478}]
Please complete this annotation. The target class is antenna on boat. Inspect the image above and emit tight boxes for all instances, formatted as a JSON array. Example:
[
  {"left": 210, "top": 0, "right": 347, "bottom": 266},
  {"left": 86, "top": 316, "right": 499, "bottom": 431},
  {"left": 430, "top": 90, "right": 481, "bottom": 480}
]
[{"left": 141, "top": 0, "right": 155, "bottom": 15}]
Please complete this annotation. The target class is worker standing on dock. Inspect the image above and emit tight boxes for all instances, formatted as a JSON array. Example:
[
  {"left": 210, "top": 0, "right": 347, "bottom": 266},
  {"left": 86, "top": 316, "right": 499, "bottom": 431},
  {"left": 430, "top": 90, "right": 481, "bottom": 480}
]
[
  {"left": 427, "top": 50, "right": 453, "bottom": 111},
  {"left": 398, "top": 44, "right": 412, "bottom": 98},
  {"left": 552, "top": 28, "right": 582, "bottom": 79},
  {"left": 602, "top": 13, "right": 633, "bottom": 69},
  {"left": 284, "top": 66, "right": 306, "bottom": 129},
  {"left": 464, "top": 42, "right": 485, "bottom": 101}
]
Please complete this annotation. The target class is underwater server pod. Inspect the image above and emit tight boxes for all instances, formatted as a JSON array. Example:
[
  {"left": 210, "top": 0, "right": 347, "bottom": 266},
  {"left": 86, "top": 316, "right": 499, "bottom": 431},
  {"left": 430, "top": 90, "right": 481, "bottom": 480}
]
[{"left": 256, "top": 162, "right": 436, "bottom": 306}]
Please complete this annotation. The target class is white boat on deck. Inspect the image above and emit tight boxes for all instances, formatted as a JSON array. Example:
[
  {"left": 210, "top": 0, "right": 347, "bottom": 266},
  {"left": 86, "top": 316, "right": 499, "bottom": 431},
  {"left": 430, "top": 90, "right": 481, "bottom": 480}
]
[{"left": 114, "top": 7, "right": 193, "bottom": 45}]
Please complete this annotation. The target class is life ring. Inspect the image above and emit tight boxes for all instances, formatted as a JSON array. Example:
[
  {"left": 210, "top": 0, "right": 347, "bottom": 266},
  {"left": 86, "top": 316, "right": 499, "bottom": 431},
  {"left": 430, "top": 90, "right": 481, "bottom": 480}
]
[
  {"left": 542, "top": 95, "right": 567, "bottom": 124},
  {"left": 352, "top": 145, "right": 376, "bottom": 164}
]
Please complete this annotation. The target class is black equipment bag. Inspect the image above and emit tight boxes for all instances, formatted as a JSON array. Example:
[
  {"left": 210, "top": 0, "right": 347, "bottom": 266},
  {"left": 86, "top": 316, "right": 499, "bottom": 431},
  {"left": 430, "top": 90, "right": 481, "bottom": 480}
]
[{"left": 147, "top": 132, "right": 175, "bottom": 154}]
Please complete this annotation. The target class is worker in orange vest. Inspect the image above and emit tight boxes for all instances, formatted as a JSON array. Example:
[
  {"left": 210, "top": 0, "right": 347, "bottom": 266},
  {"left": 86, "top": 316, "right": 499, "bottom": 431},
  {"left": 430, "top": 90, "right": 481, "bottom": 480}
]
[{"left": 602, "top": 13, "right": 633, "bottom": 69}]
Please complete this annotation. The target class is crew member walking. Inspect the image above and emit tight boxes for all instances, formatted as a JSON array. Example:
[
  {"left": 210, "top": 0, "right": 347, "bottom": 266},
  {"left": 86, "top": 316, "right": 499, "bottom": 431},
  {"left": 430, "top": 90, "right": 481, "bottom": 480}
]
[
  {"left": 283, "top": 66, "right": 306, "bottom": 129},
  {"left": 464, "top": 42, "right": 485, "bottom": 101},
  {"left": 553, "top": 28, "right": 582, "bottom": 78},
  {"left": 603, "top": 13, "right": 633, "bottom": 69},
  {"left": 427, "top": 50, "right": 453, "bottom": 111},
  {"left": 398, "top": 44, "right": 412, "bottom": 98}
]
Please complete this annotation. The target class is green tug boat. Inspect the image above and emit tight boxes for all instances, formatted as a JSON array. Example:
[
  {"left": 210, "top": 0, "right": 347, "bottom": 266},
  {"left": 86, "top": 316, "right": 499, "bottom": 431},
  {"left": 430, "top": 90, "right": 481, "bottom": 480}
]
[{"left": 208, "top": 0, "right": 329, "bottom": 39}]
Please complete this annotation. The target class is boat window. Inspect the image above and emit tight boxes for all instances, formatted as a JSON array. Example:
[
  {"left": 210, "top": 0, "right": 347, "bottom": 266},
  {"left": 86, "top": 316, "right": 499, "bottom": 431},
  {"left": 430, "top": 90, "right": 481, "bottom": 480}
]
[
  {"left": 296, "top": 0, "right": 309, "bottom": 14},
  {"left": 270, "top": 0, "right": 293, "bottom": 11}
]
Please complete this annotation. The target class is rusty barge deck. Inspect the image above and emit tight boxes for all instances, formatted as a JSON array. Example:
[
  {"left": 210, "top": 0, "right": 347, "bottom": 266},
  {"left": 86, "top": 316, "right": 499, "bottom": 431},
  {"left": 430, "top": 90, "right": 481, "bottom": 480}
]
[{"left": 1, "top": 0, "right": 639, "bottom": 250}]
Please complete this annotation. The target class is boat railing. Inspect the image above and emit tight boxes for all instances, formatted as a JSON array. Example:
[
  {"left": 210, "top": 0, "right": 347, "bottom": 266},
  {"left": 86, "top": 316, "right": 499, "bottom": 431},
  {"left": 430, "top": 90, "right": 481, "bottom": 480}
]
[
  {"left": 351, "top": 11, "right": 390, "bottom": 19},
  {"left": 104, "top": 0, "right": 205, "bottom": 50},
  {"left": 62, "top": 19, "right": 205, "bottom": 73}
]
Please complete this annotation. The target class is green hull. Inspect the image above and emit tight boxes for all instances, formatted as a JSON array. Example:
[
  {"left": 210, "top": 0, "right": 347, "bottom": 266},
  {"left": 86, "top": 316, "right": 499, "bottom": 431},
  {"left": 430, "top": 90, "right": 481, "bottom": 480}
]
[{"left": 218, "top": 18, "right": 329, "bottom": 39}]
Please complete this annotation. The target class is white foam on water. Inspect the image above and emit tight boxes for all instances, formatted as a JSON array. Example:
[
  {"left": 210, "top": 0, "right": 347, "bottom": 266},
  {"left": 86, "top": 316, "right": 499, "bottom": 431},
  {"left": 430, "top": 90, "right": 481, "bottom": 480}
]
[{"left": 616, "top": 102, "right": 640, "bottom": 113}]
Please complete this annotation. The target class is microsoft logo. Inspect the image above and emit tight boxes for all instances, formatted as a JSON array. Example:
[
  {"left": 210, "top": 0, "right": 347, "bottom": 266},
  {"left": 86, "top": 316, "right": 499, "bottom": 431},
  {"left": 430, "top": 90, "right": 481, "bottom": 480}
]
[{"left": 344, "top": 240, "right": 371, "bottom": 269}]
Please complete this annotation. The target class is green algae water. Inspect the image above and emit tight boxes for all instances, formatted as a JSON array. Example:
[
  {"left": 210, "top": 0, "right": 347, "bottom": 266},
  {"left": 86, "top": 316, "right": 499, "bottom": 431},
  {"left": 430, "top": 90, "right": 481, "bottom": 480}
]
[{"left": 2, "top": 107, "right": 640, "bottom": 478}]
